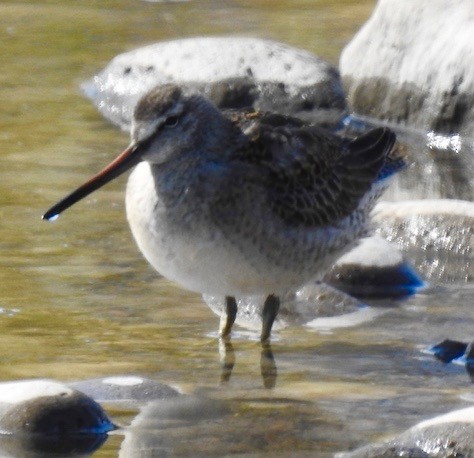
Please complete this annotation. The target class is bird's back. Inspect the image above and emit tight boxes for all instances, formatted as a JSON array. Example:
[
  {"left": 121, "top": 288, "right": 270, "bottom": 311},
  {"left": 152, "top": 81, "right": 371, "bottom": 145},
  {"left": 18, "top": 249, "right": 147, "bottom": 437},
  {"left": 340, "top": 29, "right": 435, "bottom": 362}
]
[{"left": 220, "top": 111, "right": 398, "bottom": 229}]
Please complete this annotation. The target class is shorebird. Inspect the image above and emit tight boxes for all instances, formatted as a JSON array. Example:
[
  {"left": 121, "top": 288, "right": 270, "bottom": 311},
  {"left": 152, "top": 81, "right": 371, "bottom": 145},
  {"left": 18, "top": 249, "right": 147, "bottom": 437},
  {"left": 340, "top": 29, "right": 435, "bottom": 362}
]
[{"left": 43, "top": 84, "right": 401, "bottom": 342}]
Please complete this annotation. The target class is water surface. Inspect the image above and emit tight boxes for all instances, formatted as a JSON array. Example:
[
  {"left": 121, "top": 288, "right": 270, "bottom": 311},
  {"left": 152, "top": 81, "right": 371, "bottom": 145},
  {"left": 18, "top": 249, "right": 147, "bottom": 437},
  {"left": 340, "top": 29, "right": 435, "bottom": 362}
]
[{"left": 1, "top": 1, "right": 473, "bottom": 456}]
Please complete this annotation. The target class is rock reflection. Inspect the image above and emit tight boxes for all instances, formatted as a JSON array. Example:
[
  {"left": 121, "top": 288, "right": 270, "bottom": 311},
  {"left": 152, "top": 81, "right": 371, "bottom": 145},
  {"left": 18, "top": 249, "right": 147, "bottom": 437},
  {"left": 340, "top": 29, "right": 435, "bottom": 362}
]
[
  {"left": 0, "top": 433, "right": 108, "bottom": 458},
  {"left": 118, "top": 396, "right": 229, "bottom": 457}
]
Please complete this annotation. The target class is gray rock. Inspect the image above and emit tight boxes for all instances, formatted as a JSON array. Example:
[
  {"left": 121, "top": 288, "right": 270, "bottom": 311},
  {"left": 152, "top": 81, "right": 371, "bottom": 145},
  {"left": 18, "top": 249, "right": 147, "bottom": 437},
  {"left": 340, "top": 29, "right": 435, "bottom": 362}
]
[
  {"left": 338, "top": 405, "right": 474, "bottom": 457},
  {"left": 82, "top": 36, "right": 346, "bottom": 130},
  {"left": 0, "top": 379, "right": 113, "bottom": 456},
  {"left": 372, "top": 200, "right": 474, "bottom": 283},
  {"left": 0, "top": 379, "right": 113, "bottom": 435},
  {"left": 324, "top": 235, "right": 424, "bottom": 298},
  {"left": 340, "top": 0, "right": 474, "bottom": 134}
]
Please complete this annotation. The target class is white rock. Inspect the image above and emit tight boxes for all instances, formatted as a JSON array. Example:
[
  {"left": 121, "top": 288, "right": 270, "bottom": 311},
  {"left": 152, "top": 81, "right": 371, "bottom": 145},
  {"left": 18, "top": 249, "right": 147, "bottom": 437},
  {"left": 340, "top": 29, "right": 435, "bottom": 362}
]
[
  {"left": 340, "top": 0, "right": 474, "bottom": 133},
  {"left": 82, "top": 36, "right": 345, "bottom": 130},
  {"left": 372, "top": 199, "right": 473, "bottom": 283},
  {"left": 338, "top": 405, "right": 474, "bottom": 457},
  {"left": 415, "top": 406, "right": 474, "bottom": 429},
  {"left": 0, "top": 379, "right": 73, "bottom": 405},
  {"left": 333, "top": 235, "right": 403, "bottom": 268}
]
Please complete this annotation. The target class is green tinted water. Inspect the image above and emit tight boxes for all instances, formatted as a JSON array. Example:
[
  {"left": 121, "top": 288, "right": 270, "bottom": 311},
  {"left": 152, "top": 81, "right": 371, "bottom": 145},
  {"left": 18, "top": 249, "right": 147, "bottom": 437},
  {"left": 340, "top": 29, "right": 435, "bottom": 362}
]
[
  {"left": 1, "top": 1, "right": 473, "bottom": 456},
  {"left": 0, "top": 0, "right": 375, "bottom": 379}
]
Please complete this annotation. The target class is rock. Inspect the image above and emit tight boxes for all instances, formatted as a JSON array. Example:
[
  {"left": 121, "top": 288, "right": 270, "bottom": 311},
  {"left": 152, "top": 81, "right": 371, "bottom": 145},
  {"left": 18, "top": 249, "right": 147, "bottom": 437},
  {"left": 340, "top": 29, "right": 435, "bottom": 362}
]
[
  {"left": 324, "top": 235, "right": 424, "bottom": 298},
  {"left": 82, "top": 36, "right": 346, "bottom": 131},
  {"left": 372, "top": 200, "right": 474, "bottom": 283},
  {"left": 69, "top": 375, "right": 180, "bottom": 405},
  {"left": 0, "top": 379, "right": 114, "bottom": 456},
  {"left": 430, "top": 339, "right": 468, "bottom": 364},
  {"left": 340, "top": 0, "right": 474, "bottom": 135},
  {"left": 428, "top": 339, "right": 474, "bottom": 380},
  {"left": 338, "top": 406, "right": 474, "bottom": 457}
]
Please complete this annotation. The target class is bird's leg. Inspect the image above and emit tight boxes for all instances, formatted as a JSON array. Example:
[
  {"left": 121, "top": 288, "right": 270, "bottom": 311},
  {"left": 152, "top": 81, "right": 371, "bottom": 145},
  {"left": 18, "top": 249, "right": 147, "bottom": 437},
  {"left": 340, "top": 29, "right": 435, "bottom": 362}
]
[
  {"left": 219, "top": 296, "right": 237, "bottom": 338},
  {"left": 260, "top": 294, "right": 280, "bottom": 342}
]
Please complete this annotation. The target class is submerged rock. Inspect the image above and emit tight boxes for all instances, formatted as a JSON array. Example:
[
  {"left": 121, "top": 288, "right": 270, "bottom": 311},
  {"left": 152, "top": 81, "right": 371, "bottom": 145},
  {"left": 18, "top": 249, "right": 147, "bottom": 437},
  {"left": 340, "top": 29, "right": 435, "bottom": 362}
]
[
  {"left": 82, "top": 36, "right": 346, "bottom": 130},
  {"left": 338, "top": 405, "right": 474, "bottom": 457},
  {"left": 373, "top": 199, "right": 474, "bottom": 283},
  {"left": 340, "top": 0, "right": 474, "bottom": 135}
]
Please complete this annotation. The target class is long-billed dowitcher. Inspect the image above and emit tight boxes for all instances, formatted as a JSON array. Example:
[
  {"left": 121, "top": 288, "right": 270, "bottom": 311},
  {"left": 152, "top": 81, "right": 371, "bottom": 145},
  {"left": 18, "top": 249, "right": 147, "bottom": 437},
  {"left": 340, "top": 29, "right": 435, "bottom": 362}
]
[{"left": 43, "top": 84, "right": 401, "bottom": 342}]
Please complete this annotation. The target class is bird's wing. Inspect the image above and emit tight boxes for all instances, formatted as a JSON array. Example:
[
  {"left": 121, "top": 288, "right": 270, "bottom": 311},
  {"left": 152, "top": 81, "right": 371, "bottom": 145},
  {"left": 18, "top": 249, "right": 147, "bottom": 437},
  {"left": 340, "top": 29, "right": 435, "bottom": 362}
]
[{"left": 230, "top": 119, "right": 397, "bottom": 228}]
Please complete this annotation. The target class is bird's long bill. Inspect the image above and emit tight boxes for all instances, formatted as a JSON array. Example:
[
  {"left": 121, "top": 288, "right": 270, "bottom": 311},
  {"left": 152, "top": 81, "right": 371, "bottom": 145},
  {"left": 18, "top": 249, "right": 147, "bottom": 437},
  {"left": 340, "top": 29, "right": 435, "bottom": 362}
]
[{"left": 42, "top": 144, "right": 141, "bottom": 221}]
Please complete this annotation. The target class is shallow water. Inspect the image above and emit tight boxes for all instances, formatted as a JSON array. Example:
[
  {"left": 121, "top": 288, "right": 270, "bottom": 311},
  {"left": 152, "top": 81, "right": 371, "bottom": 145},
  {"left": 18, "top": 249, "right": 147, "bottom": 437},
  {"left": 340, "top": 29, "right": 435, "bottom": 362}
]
[{"left": 1, "top": 0, "right": 473, "bottom": 456}]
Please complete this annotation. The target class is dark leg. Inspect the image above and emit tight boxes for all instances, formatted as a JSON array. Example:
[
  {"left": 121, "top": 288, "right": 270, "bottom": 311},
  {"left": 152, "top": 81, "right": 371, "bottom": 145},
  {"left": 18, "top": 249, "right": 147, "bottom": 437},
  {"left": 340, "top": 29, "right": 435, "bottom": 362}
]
[
  {"left": 219, "top": 296, "right": 237, "bottom": 338},
  {"left": 261, "top": 294, "right": 280, "bottom": 342}
]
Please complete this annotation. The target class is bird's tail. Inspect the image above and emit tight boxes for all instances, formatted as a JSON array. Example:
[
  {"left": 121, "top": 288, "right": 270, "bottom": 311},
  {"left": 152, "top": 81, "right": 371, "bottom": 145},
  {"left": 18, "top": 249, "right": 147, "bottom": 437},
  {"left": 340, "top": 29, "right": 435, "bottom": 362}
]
[{"left": 346, "top": 127, "right": 404, "bottom": 183}]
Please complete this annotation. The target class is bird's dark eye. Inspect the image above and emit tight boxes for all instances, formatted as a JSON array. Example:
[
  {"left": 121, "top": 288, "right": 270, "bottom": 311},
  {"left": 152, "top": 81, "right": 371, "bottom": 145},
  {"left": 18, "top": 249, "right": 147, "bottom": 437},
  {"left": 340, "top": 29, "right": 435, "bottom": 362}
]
[{"left": 164, "top": 116, "right": 179, "bottom": 128}]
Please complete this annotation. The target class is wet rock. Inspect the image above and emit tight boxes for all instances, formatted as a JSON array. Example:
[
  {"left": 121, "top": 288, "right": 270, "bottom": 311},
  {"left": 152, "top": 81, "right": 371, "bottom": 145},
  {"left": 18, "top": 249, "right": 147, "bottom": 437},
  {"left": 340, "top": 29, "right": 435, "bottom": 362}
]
[
  {"left": 372, "top": 200, "right": 474, "bottom": 283},
  {"left": 70, "top": 375, "right": 180, "bottom": 404},
  {"left": 428, "top": 339, "right": 474, "bottom": 380},
  {"left": 82, "top": 36, "right": 346, "bottom": 130},
  {"left": 324, "top": 235, "right": 424, "bottom": 298},
  {"left": 340, "top": 0, "right": 474, "bottom": 134},
  {"left": 430, "top": 339, "right": 468, "bottom": 364},
  {"left": 0, "top": 379, "right": 114, "bottom": 456},
  {"left": 338, "top": 406, "right": 474, "bottom": 457}
]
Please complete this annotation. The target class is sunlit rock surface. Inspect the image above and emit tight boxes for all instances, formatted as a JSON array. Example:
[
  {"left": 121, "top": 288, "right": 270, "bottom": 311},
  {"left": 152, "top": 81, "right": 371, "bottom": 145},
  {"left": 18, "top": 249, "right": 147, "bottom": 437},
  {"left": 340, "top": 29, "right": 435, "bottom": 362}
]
[
  {"left": 373, "top": 200, "right": 474, "bottom": 283},
  {"left": 340, "top": 0, "right": 474, "bottom": 134},
  {"left": 0, "top": 379, "right": 114, "bottom": 456},
  {"left": 338, "top": 406, "right": 474, "bottom": 457},
  {"left": 82, "top": 36, "right": 346, "bottom": 130}
]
